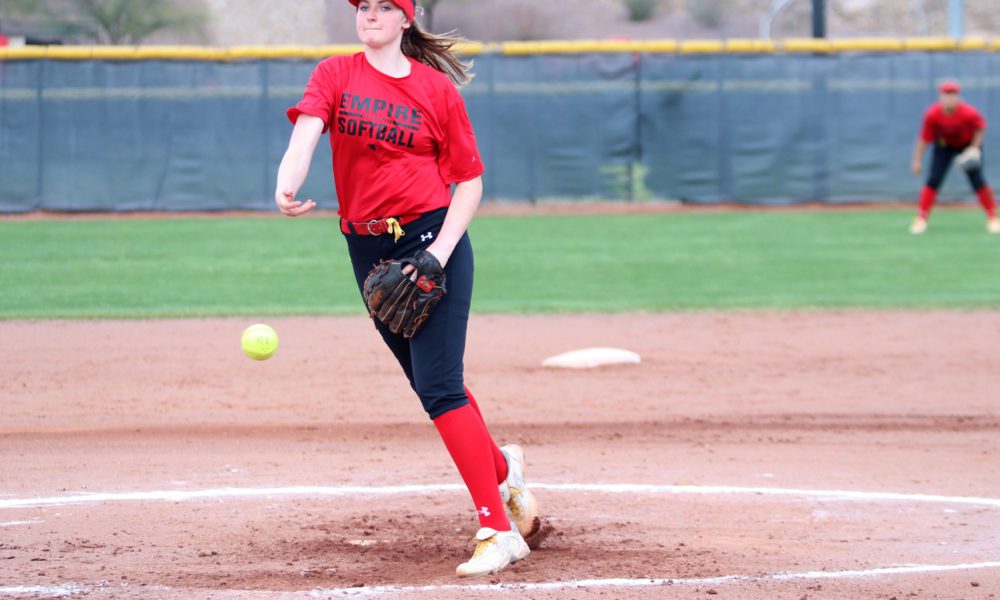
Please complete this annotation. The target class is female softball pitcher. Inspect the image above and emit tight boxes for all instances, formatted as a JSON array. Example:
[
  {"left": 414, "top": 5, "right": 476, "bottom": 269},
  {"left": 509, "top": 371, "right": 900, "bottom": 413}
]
[
  {"left": 274, "top": 0, "right": 539, "bottom": 577},
  {"left": 910, "top": 79, "right": 1000, "bottom": 234}
]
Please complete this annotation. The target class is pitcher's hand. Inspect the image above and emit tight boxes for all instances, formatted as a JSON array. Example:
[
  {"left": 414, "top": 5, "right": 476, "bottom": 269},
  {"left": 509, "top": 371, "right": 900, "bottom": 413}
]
[{"left": 276, "top": 189, "right": 316, "bottom": 217}]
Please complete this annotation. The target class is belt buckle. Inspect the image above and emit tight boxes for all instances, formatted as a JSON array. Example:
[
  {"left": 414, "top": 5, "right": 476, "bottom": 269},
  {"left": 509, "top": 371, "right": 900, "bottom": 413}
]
[{"left": 366, "top": 219, "right": 383, "bottom": 235}]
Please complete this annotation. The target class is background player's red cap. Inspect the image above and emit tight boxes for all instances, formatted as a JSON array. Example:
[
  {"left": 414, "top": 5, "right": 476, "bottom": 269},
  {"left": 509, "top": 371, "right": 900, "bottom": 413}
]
[
  {"left": 348, "top": 0, "right": 415, "bottom": 22},
  {"left": 939, "top": 80, "right": 961, "bottom": 94}
]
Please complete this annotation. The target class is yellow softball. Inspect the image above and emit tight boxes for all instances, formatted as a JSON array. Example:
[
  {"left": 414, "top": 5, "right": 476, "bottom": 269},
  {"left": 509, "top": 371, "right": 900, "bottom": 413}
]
[{"left": 241, "top": 324, "right": 279, "bottom": 361}]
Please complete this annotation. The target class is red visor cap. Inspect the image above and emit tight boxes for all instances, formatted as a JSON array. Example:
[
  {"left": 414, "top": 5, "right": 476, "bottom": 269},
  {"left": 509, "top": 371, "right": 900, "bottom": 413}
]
[{"left": 939, "top": 80, "right": 961, "bottom": 94}]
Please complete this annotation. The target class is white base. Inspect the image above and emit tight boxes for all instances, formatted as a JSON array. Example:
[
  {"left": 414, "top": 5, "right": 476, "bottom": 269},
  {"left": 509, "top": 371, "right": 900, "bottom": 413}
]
[{"left": 542, "top": 347, "right": 641, "bottom": 369}]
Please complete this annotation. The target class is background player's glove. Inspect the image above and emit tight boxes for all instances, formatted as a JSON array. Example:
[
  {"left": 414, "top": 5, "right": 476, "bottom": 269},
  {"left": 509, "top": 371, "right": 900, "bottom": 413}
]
[
  {"left": 362, "top": 250, "right": 447, "bottom": 339},
  {"left": 957, "top": 146, "right": 982, "bottom": 172}
]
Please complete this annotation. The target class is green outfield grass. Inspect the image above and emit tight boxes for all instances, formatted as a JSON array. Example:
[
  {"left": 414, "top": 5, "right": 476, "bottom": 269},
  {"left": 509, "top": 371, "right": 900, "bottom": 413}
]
[{"left": 1, "top": 208, "right": 998, "bottom": 319}]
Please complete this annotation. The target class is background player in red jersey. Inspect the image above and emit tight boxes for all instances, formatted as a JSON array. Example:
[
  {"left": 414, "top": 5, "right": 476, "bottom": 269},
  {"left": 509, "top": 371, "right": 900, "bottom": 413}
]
[
  {"left": 910, "top": 80, "right": 1000, "bottom": 234},
  {"left": 273, "top": 0, "right": 540, "bottom": 577}
]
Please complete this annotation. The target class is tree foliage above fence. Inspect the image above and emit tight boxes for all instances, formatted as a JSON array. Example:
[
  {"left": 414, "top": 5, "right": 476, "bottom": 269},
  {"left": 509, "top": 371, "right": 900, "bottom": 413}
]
[{"left": 1, "top": 0, "right": 206, "bottom": 44}]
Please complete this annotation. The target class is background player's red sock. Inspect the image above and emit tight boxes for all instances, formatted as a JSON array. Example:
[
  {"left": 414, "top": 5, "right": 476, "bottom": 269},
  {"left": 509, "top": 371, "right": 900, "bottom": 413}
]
[
  {"left": 434, "top": 404, "right": 510, "bottom": 531},
  {"left": 919, "top": 185, "right": 937, "bottom": 219},
  {"left": 976, "top": 186, "right": 998, "bottom": 218},
  {"left": 464, "top": 387, "right": 508, "bottom": 484}
]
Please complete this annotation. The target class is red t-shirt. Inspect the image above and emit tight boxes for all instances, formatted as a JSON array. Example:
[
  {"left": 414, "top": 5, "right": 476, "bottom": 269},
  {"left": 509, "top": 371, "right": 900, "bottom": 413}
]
[
  {"left": 920, "top": 102, "right": 986, "bottom": 149},
  {"left": 288, "top": 53, "right": 484, "bottom": 222}
]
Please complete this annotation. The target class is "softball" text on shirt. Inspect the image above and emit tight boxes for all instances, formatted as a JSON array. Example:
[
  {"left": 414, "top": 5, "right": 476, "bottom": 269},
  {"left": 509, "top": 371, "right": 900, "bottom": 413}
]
[{"left": 337, "top": 93, "right": 423, "bottom": 148}]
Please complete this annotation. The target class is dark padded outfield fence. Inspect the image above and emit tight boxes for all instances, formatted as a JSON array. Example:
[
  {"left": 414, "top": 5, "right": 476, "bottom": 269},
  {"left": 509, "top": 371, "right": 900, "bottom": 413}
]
[{"left": 2, "top": 40, "right": 999, "bottom": 212}]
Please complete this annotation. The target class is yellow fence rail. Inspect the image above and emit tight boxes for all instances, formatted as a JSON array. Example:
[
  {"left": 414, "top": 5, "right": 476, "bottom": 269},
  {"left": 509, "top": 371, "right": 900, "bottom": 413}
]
[{"left": 1, "top": 37, "right": 999, "bottom": 60}]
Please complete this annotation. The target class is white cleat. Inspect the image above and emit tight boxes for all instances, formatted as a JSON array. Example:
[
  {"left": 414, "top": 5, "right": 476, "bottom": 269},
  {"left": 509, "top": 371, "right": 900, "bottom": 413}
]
[
  {"left": 910, "top": 216, "right": 928, "bottom": 235},
  {"left": 455, "top": 527, "right": 530, "bottom": 577},
  {"left": 988, "top": 217, "right": 1000, "bottom": 234},
  {"left": 499, "top": 444, "right": 541, "bottom": 538}
]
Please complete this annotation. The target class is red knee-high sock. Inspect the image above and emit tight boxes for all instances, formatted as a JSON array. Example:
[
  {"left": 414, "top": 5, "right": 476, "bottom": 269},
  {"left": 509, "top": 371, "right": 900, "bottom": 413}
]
[
  {"left": 976, "top": 186, "right": 998, "bottom": 218},
  {"left": 434, "top": 404, "right": 510, "bottom": 531},
  {"left": 464, "top": 387, "right": 508, "bottom": 484},
  {"left": 919, "top": 185, "right": 938, "bottom": 219}
]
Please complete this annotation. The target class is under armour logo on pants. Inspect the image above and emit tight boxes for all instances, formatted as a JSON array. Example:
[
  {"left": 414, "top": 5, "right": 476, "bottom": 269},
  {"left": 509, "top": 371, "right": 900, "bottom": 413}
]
[
  {"left": 477, "top": 506, "right": 491, "bottom": 517},
  {"left": 421, "top": 232, "right": 434, "bottom": 242}
]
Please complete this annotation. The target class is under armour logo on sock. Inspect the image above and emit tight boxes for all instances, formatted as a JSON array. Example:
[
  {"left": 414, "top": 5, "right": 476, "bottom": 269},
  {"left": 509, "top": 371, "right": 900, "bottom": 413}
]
[
  {"left": 477, "top": 506, "right": 491, "bottom": 517},
  {"left": 421, "top": 232, "right": 434, "bottom": 242}
]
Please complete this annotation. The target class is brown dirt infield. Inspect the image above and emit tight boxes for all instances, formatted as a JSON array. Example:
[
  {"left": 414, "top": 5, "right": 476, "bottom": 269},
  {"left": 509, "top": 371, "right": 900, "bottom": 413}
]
[{"left": 2, "top": 312, "right": 999, "bottom": 599}]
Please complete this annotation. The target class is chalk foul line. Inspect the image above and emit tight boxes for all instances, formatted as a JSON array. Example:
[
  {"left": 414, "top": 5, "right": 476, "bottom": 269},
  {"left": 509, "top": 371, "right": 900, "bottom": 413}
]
[
  {"left": 0, "top": 586, "right": 83, "bottom": 598},
  {"left": 3, "top": 562, "right": 1000, "bottom": 597},
  {"left": 2, "top": 482, "right": 1000, "bottom": 510},
  {"left": 0, "top": 519, "right": 41, "bottom": 527},
  {"left": 307, "top": 561, "right": 1000, "bottom": 596},
  {"left": 1, "top": 484, "right": 998, "bottom": 596}
]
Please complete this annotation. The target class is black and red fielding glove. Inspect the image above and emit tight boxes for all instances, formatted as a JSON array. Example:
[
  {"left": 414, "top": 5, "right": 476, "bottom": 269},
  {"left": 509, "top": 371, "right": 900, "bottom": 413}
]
[{"left": 362, "top": 250, "right": 447, "bottom": 339}]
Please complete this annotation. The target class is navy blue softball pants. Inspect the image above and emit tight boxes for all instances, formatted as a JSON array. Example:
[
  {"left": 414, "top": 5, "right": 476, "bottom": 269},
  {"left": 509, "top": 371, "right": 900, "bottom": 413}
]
[
  {"left": 343, "top": 208, "right": 473, "bottom": 420},
  {"left": 927, "top": 144, "right": 987, "bottom": 191}
]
